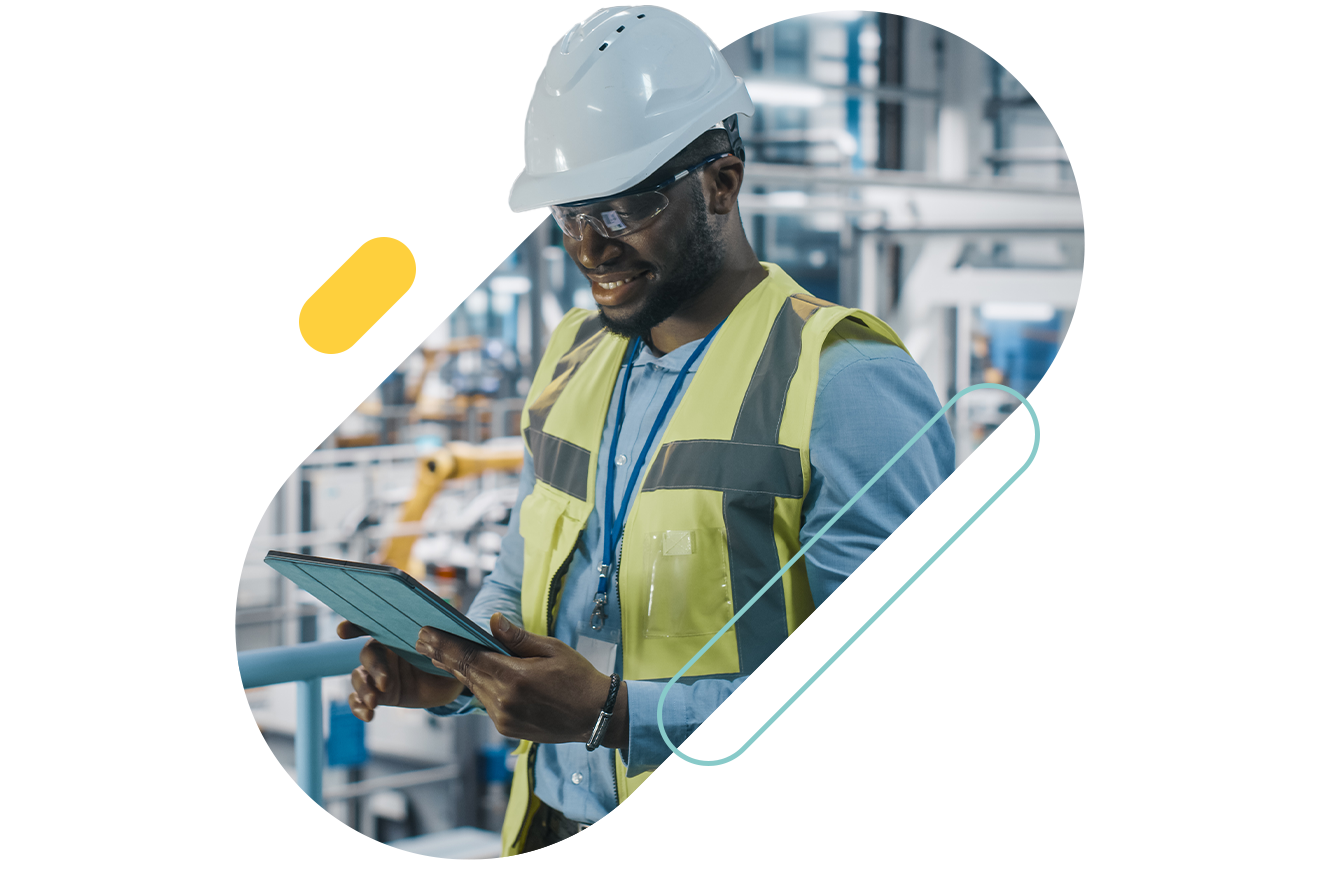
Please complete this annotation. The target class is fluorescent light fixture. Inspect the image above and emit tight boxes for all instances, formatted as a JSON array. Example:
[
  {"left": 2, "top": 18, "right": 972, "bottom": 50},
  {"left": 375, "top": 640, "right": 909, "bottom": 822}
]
[
  {"left": 465, "top": 291, "right": 489, "bottom": 317},
  {"left": 980, "top": 302, "right": 1055, "bottom": 322},
  {"left": 287, "top": 44, "right": 406, "bottom": 76},
  {"left": 489, "top": 275, "right": 531, "bottom": 295},
  {"left": 767, "top": 190, "right": 810, "bottom": 207},
  {"left": 755, "top": 3, "right": 865, "bottom": 21},
  {"left": 745, "top": 80, "right": 828, "bottom": 108},
  {"left": 992, "top": 20, "right": 1082, "bottom": 51}
]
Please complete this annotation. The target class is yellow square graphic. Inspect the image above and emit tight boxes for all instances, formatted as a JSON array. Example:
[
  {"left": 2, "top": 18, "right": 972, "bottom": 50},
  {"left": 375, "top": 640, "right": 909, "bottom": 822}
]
[{"left": 293, "top": 233, "right": 417, "bottom": 359}]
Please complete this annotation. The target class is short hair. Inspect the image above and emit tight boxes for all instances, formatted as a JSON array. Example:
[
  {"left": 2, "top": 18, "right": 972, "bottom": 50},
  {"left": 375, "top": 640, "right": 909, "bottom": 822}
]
[{"left": 628, "top": 128, "right": 735, "bottom": 193}]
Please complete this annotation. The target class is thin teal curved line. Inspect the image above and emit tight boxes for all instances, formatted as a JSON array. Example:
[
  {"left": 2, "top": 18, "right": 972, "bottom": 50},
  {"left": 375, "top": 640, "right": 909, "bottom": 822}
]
[{"left": 654, "top": 382, "right": 1024, "bottom": 755}]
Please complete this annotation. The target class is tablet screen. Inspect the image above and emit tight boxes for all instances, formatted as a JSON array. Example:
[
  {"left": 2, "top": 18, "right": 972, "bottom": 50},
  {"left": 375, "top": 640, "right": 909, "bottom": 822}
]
[{"left": 264, "top": 551, "right": 509, "bottom": 678}]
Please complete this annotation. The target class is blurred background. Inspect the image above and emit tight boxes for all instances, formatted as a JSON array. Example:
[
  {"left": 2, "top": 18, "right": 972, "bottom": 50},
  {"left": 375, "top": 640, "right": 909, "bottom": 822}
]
[{"left": 237, "top": 10, "right": 1082, "bottom": 858}]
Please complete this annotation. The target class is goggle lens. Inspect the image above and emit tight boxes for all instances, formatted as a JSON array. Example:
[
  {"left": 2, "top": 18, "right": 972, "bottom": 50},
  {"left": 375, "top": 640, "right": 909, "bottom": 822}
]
[{"left": 551, "top": 190, "right": 669, "bottom": 241}]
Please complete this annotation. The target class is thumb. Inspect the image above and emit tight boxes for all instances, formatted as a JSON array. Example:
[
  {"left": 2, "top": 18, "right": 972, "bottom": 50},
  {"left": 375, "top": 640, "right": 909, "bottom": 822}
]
[{"left": 491, "top": 612, "right": 552, "bottom": 657}]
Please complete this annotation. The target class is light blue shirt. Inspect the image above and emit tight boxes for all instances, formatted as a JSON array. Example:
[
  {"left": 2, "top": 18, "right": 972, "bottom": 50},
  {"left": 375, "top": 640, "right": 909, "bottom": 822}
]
[{"left": 435, "top": 317, "right": 955, "bottom": 823}]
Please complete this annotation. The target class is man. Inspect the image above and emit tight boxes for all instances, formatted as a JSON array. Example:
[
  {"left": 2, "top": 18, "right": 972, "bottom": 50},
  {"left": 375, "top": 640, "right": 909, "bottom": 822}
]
[{"left": 339, "top": 6, "right": 954, "bottom": 855}]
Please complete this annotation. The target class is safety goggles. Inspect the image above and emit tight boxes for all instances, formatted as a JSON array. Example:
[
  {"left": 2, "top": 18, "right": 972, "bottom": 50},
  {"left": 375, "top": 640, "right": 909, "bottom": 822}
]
[{"left": 550, "top": 152, "right": 731, "bottom": 241}]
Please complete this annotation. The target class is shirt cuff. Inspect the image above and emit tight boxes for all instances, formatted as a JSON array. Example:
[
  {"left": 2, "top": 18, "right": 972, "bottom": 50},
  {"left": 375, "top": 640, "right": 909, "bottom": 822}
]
[{"left": 623, "top": 680, "right": 693, "bottom": 774}]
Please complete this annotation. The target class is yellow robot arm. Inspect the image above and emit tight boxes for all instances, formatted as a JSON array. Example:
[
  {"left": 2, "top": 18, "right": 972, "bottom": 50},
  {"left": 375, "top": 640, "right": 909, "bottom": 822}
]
[{"left": 378, "top": 441, "right": 524, "bottom": 577}]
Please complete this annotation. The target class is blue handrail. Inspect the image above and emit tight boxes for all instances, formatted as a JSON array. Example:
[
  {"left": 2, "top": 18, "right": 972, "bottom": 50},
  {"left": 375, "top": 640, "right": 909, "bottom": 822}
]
[
  {"left": 236, "top": 636, "right": 366, "bottom": 855},
  {"left": 237, "top": 543, "right": 1082, "bottom": 855}
]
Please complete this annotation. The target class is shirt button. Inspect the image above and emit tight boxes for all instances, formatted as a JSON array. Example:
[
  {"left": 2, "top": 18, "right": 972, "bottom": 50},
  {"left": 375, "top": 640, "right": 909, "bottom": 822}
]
[
  {"left": 615, "top": 454, "right": 627, "bottom": 466},
  {"left": 571, "top": 772, "right": 584, "bottom": 785}
]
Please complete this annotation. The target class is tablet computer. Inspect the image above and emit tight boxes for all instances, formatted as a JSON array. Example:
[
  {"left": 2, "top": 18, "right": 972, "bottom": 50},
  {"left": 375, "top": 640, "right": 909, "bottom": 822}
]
[{"left": 264, "top": 550, "right": 510, "bottom": 679}]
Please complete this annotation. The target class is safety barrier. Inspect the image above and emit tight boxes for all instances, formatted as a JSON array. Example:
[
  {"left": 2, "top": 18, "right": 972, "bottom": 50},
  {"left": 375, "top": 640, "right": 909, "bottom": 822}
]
[{"left": 234, "top": 543, "right": 1082, "bottom": 855}]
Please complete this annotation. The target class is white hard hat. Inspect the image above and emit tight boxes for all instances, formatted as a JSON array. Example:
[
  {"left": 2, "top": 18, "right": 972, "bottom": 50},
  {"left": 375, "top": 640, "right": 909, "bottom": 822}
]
[{"left": 508, "top": 6, "right": 754, "bottom": 213}]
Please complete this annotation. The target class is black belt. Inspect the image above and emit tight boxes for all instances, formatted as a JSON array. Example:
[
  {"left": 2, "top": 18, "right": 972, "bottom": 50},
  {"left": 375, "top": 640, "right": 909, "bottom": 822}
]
[
  {"left": 535, "top": 804, "right": 591, "bottom": 846},
  {"left": 546, "top": 807, "right": 623, "bottom": 860}
]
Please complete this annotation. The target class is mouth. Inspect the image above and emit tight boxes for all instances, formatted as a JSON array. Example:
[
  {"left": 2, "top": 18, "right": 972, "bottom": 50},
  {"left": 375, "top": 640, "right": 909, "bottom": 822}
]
[{"left": 590, "top": 270, "right": 655, "bottom": 305}]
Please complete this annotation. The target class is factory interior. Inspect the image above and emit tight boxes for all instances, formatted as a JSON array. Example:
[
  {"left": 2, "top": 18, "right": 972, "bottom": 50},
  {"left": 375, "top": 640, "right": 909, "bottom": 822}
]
[{"left": 236, "top": 11, "right": 1083, "bottom": 859}]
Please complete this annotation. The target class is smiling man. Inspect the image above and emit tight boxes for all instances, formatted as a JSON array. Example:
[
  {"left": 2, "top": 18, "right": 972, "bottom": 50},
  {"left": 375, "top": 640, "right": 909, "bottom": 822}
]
[{"left": 340, "top": 6, "right": 954, "bottom": 855}]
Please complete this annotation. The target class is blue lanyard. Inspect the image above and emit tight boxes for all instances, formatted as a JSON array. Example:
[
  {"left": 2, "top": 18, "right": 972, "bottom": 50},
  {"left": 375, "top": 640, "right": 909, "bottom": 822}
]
[{"left": 590, "top": 322, "right": 725, "bottom": 631}]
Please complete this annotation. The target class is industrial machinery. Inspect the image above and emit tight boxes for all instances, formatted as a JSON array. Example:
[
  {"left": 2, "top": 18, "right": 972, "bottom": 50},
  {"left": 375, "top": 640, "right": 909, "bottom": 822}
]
[{"left": 377, "top": 440, "right": 524, "bottom": 581}]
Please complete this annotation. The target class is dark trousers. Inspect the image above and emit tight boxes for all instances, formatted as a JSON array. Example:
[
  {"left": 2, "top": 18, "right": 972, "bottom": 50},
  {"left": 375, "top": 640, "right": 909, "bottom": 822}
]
[{"left": 522, "top": 803, "right": 591, "bottom": 852}]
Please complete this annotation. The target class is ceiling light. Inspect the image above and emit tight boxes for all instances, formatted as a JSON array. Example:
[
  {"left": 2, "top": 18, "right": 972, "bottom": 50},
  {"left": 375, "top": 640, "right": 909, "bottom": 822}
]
[
  {"left": 489, "top": 275, "right": 531, "bottom": 295},
  {"left": 992, "top": 20, "right": 1082, "bottom": 51},
  {"left": 287, "top": 44, "right": 406, "bottom": 76},
  {"left": 767, "top": 191, "right": 810, "bottom": 207},
  {"left": 980, "top": 302, "right": 1055, "bottom": 322},
  {"left": 745, "top": 80, "right": 828, "bottom": 108},
  {"left": 755, "top": 3, "right": 865, "bottom": 21}
]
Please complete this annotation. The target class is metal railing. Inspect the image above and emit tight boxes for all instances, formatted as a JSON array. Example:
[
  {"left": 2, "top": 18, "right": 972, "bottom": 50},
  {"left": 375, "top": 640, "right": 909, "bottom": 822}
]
[{"left": 234, "top": 543, "right": 1082, "bottom": 855}]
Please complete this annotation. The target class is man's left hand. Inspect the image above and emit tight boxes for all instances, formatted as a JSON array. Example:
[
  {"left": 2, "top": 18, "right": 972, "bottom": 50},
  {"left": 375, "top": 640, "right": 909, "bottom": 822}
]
[{"left": 417, "top": 613, "right": 628, "bottom": 749}]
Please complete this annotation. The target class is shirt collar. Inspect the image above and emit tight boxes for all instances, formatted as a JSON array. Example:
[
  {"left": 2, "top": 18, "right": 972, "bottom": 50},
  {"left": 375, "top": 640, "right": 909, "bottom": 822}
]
[{"left": 633, "top": 333, "right": 708, "bottom": 372}]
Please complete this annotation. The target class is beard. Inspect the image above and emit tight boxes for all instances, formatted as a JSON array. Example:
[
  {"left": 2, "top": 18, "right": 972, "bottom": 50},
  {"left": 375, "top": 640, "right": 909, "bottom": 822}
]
[{"left": 596, "top": 197, "right": 726, "bottom": 341}]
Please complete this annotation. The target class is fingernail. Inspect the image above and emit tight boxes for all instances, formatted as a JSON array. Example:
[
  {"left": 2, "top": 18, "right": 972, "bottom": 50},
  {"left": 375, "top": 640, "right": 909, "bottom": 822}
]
[{"left": 496, "top": 613, "right": 511, "bottom": 631}]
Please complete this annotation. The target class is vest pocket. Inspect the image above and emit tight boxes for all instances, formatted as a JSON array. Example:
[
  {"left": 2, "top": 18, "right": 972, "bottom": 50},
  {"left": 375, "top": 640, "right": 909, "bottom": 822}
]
[{"left": 641, "top": 528, "right": 734, "bottom": 639}]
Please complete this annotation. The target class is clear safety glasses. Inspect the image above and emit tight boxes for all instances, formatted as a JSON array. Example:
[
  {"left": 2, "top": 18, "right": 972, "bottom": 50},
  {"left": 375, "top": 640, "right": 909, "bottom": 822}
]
[{"left": 550, "top": 152, "right": 731, "bottom": 241}]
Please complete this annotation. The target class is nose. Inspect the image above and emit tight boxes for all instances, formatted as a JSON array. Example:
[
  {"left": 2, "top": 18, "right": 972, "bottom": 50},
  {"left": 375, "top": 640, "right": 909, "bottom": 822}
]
[{"left": 570, "top": 221, "right": 624, "bottom": 271}]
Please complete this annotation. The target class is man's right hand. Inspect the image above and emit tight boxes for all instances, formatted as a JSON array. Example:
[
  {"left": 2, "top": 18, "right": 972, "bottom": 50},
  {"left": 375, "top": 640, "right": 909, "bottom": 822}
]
[{"left": 338, "top": 621, "right": 465, "bottom": 721}]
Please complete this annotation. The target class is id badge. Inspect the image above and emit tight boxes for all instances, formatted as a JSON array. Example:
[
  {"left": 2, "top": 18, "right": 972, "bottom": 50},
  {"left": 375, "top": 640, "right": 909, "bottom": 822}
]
[{"left": 575, "top": 620, "right": 619, "bottom": 676}]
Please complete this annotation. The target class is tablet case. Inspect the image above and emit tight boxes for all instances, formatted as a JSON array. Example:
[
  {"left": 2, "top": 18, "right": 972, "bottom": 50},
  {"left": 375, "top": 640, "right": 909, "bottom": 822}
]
[{"left": 263, "top": 550, "right": 509, "bottom": 679}]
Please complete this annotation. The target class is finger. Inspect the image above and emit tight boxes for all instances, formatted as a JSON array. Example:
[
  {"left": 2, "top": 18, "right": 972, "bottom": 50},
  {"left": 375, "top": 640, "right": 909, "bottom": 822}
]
[
  {"left": 350, "top": 666, "right": 378, "bottom": 709},
  {"left": 347, "top": 690, "right": 374, "bottom": 723},
  {"left": 337, "top": 621, "right": 369, "bottom": 639},
  {"left": 359, "top": 640, "right": 394, "bottom": 695},
  {"left": 417, "top": 627, "right": 496, "bottom": 686},
  {"left": 490, "top": 612, "right": 559, "bottom": 658}
]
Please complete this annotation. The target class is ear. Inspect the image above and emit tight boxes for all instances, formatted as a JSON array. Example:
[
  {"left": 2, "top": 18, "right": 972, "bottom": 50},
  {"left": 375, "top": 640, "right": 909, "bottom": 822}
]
[{"left": 705, "top": 155, "right": 744, "bottom": 216}]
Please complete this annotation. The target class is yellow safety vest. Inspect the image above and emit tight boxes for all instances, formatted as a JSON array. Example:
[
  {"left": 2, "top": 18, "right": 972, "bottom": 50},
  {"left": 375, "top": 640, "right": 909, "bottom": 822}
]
[{"left": 501, "top": 263, "right": 906, "bottom": 854}]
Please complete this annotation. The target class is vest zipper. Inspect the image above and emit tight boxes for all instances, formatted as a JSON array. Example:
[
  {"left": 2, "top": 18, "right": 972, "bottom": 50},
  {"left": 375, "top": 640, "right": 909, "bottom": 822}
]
[
  {"left": 611, "top": 522, "right": 625, "bottom": 807},
  {"left": 543, "top": 534, "right": 579, "bottom": 634}
]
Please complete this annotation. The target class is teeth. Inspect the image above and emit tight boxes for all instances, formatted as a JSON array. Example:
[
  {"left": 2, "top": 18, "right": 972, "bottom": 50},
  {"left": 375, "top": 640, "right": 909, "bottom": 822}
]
[{"left": 596, "top": 274, "right": 652, "bottom": 290}]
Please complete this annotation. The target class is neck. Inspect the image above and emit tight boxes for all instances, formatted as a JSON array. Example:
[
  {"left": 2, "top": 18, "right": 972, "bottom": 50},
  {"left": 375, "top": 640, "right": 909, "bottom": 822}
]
[{"left": 647, "top": 244, "right": 765, "bottom": 354}]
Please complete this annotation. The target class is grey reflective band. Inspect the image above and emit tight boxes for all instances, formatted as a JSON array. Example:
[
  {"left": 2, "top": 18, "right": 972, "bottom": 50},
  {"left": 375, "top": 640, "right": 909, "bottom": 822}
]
[
  {"left": 731, "top": 299, "right": 807, "bottom": 442},
  {"left": 525, "top": 428, "right": 592, "bottom": 501},
  {"left": 526, "top": 314, "right": 607, "bottom": 434},
  {"left": 724, "top": 297, "right": 813, "bottom": 674},
  {"left": 524, "top": 314, "right": 608, "bottom": 500},
  {"left": 641, "top": 440, "right": 803, "bottom": 498}
]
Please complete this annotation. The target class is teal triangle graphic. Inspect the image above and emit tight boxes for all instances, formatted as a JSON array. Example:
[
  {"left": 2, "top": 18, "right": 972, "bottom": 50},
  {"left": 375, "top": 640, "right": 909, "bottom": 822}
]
[{"left": 660, "top": 388, "right": 1040, "bottom": 770}]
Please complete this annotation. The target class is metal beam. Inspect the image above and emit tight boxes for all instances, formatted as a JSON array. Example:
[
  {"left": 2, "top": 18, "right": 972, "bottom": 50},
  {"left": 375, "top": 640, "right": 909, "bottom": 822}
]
[
  {"left": 744, "top": 162, "right": 1078, "bottom": 195},
  {"left": 876, "top": 4, "right": 1082, "bottom": 30}
]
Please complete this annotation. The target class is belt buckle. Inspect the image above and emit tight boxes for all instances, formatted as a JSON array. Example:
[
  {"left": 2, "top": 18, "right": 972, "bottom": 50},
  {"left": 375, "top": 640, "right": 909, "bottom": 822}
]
[
  {"left": 575, "top": 818, "right": 620, "bottom": 860},
  {"left": 574, "top": 821, "right": 591, "bottom": 834}
]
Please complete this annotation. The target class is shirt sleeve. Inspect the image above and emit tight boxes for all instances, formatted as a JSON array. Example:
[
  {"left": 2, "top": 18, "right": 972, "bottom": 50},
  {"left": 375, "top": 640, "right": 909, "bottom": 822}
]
[
  {"left": 622, "top": 325, "right": 955, "bottom": 772},
  {"left": 427, "top": 447, "right": 535, "bottom": 717}
]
